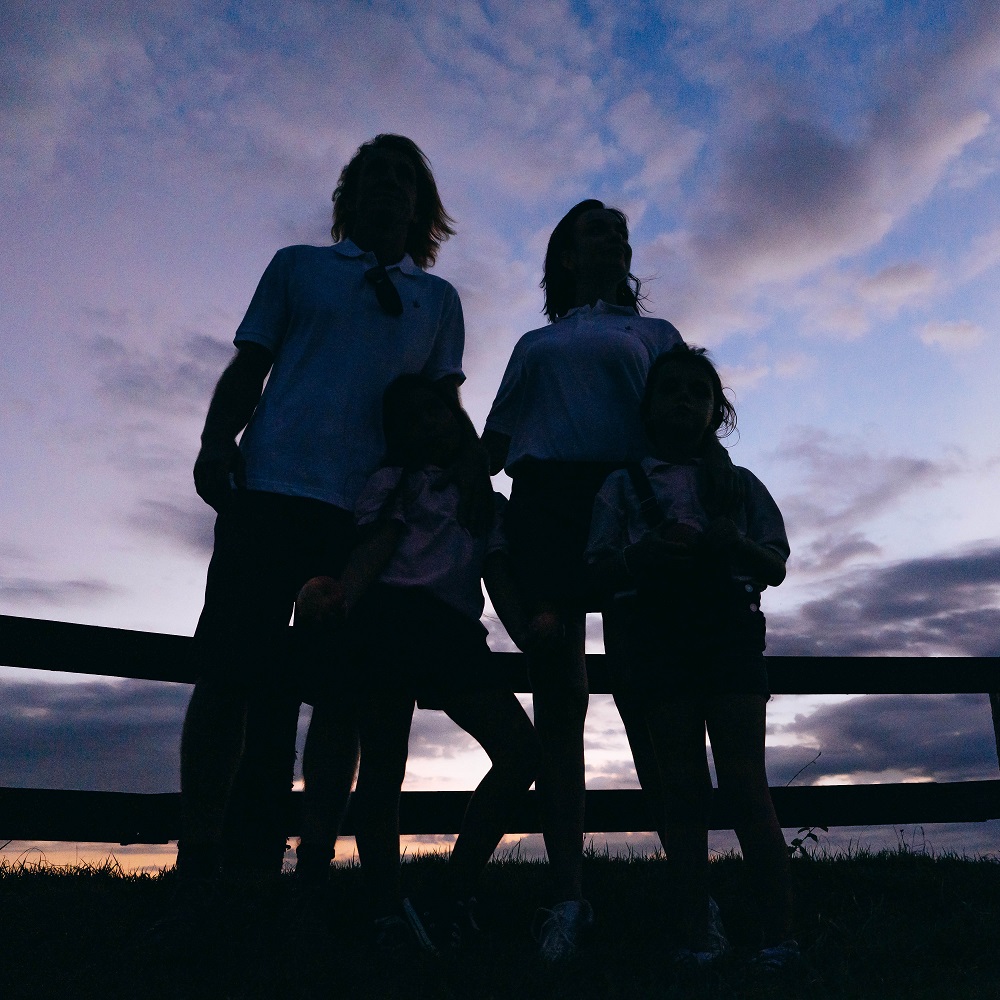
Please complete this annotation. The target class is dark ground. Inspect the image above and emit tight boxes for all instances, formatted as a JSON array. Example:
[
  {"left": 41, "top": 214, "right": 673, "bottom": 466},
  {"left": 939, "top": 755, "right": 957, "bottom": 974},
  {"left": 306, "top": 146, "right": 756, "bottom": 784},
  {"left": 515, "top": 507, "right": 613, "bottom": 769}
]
[{"left": 1, "top": 845, "right": 998, "bottom": 999}]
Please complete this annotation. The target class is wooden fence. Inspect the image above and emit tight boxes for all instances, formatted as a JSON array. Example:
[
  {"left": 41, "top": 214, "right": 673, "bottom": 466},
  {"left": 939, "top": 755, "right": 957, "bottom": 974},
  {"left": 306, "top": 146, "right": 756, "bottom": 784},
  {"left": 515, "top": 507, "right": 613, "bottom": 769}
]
[{"left": 0, "top": 613, "right": 998, "bottom": 846}]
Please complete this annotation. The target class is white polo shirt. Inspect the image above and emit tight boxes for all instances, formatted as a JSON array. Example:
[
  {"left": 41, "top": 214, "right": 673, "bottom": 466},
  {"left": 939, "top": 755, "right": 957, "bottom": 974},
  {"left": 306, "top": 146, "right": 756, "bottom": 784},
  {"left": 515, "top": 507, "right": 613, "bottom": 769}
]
[
  {"left": 235, "top": 241, "right": 465, "bottom": 510},
  {"left": 355, "top": 466, "right": 508, "bottom": 622},
  {"left": 485, "top": 301, "right": 682, "bottom": 470}
]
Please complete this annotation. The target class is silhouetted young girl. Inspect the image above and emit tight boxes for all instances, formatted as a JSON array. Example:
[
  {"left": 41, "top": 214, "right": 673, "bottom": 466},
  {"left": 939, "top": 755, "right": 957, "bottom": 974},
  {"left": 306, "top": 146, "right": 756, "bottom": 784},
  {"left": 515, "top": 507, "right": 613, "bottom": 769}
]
[
  {"left": 586, "top": 344, "right": 797, "bottom": 969},
  {"left": 298, "top": 374, "right": 537, "bottom": 954}
]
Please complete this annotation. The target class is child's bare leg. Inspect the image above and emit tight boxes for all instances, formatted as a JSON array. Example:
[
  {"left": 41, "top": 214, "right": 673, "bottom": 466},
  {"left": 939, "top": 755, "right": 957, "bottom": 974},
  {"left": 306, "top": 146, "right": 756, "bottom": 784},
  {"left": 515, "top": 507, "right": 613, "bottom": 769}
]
[
  {"left": 351, "top": 689, "right": 415, "bottom": 915},
  {"left": 603, "top": 609, "right": 669, "bottom": 851},
  {"left": 528, "top": 613, "right": 589, "bottom": 902},
  {"left": 439, "top": 690, "right": 538, "bottom": 899},
  {"left": 645, "top": 697, "right": 713, "bottom": 950},
  {"left": 614, "top": 693, "right": 670, "bottom": 849},
  {"left": 708, "top": 694, "right": 792, "bottom": 946}
]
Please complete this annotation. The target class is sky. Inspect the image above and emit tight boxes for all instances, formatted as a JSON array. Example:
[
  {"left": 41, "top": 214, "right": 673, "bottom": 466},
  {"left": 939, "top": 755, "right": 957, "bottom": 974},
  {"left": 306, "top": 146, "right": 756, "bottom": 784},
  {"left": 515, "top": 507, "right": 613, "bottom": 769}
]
[{"left": 3, "top": 0, "right": 1000, "bottom": 871}]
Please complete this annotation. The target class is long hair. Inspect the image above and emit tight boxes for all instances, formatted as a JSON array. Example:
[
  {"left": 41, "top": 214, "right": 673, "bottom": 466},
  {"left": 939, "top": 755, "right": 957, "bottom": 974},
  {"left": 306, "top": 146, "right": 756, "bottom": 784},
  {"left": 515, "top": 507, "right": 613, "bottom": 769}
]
[
  {"left": 541, "top": 199, "right": 645, "bottom": 322},
  {"left": 640, "top": 344, "right": 737, "bottom": 442},
  {"left": 331, "top": 135, "right": 456, "bottom": 269},
  {"left": 641, "top": 345, "right": 741, "bottom": 517}
]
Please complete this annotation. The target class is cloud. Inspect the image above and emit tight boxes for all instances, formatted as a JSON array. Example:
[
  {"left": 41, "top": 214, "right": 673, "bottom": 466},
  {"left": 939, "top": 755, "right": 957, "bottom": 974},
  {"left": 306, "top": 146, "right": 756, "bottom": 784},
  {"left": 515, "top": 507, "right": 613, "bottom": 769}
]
[
  {"left": 0, "top": 679, "right": 187, "bottom": 793},
  {"left": 89, "top": 331, "right": 233, "bottom": 414},
  {"left": 769, "top": 542, "right": 1000, "bottom": 657},
  {"left": 775, "top": 429, "right": 953, "bottom": 570},
  {"left": 0, "top": 577, "right": 118, "bottom": 609},
  {"left": 772, "top": 693, "right": 997, "bottom": 785},
  {"left": 957, "top": 225, "right": 1000, "bottom": 282},
  {"left": 407, "top": 710, "right": 481, "bottom": 761},
  {"left": 859, "top": 262, "right": 938, "bottom": 312},
  {"left": 919, "top": 320, "right": 986, "bottom": 351},
  {"left": 128, "top": 498, "right": 215, "bottom": 556},
  {"left": 637, "top": 5, "right": 1000, "bottom": 342}
]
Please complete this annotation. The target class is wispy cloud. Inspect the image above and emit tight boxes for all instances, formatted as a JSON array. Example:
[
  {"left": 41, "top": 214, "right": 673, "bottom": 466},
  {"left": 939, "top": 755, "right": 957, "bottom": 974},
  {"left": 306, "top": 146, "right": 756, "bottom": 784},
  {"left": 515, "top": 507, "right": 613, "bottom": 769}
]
[
  {"left": 89, "top": 332, "right": 233, "bottom": 414},
  {"left": 128, "top": 499, "right": 215, "bottom": 556},
  {"left": 0, "top": 679, "right": 187, "bottom": 793},
  {"left": 919, "top": 320, "right": 987, "bottom": 351},
  {"left": 774, "top": 429, "right": 955, "bottom": 572},
  {"left": 769, "top": 542, "right": 1000, "bottom": 657},
  {"left": 0, "top": 577, "right": 117, "bottom": 609},
  {"left": 773, "top": 693, "right": 997, "bottom": 785}
]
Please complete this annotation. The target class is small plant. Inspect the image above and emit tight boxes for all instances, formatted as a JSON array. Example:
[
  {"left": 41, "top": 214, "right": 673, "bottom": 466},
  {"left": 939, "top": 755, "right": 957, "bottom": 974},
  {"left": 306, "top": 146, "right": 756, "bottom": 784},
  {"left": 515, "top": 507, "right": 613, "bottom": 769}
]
[{"left": 789, "top": 825, "right": 828, "bottom": 858}]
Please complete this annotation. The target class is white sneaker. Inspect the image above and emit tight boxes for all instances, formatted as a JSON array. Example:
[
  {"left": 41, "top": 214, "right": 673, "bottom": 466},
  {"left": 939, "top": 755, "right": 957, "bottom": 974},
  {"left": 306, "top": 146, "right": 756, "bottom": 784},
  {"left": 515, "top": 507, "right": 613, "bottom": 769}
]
[
  {"left": 374, "top": 898, "right": 439, "bottom": 957},
  {"left": 752, "top": 939, "right": 801, "bottom": 972},
  {"left": 671, "top": 897, "right": 731, "bottom": 969},
  {"left": 706, "top": 897, "right": 731, "bottom": 957},
  {"left": 533, "top": 899, "right": 594, "bottom": 962}
]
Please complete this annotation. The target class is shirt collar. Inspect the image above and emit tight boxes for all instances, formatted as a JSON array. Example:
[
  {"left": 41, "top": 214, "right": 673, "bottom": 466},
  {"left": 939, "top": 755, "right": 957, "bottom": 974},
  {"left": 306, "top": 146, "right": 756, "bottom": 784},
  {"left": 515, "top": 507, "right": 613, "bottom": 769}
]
[
  {"left": 333, "top": 239, "right": 420, "bottom": 276},
  {"left": 560, "top": 299, "right": 638, "bottom": 321},
  {"left": 644, "top": 454, "right": 703, "bottom": 471}
]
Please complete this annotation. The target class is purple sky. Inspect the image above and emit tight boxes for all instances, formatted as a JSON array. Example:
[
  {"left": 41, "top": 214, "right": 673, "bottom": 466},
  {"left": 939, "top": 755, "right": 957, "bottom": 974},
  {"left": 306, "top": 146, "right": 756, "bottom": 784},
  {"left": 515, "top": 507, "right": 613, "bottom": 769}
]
[{"left": 2, "top": 1, "right": 1000, "bottom": 869}]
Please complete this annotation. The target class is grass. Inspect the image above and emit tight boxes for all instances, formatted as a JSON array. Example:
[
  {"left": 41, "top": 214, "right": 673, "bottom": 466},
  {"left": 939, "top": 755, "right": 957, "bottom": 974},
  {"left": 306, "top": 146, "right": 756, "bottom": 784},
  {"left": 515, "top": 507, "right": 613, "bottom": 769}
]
[{"left": 1, "top": 843, "right": 998, "bottom": 999}]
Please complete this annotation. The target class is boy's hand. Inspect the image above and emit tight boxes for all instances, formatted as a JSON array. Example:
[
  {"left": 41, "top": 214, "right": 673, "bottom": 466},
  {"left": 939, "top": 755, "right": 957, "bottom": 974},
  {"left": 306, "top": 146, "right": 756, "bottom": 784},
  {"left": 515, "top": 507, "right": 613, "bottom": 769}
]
[
  {"left": 194, "top": 439, "right": 243, "bottom": 513},
  {"left": 295, "top": 576, "right": 347, "bottom": 627}
]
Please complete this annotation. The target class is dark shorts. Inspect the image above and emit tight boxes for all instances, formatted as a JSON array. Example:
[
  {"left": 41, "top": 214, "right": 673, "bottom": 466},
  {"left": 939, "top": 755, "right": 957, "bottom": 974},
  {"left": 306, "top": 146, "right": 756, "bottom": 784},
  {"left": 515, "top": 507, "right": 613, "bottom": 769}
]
[
  {"left": 193, "top": 489, "right": 356, "bottom": 689},
  {"left": 335, "top": 584, "right": 500, "bottom": 711},
  {"left": 603, "top": 594, "right": 770, "bottom": 701},
  {"left": 505, "top": 460, "right": 622, "bottom": 612}
]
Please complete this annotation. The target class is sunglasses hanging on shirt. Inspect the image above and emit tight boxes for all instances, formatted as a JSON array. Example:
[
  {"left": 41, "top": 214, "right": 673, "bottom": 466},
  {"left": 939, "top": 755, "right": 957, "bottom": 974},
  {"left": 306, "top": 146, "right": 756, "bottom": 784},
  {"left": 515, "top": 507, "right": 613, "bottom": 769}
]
[{"left": 364, "top": 265, "right": 404, "bottom": 317}]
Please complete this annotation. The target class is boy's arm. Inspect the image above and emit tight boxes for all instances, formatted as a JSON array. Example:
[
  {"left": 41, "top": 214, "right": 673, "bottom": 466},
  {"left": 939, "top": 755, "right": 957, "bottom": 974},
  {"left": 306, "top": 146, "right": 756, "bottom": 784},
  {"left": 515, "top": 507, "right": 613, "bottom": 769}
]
[
  {"left": 481, "top": 429, "right": 511, "bottom": 476},
  {"left": 194, "top": 343, "right": 274, "bottom": 512}
]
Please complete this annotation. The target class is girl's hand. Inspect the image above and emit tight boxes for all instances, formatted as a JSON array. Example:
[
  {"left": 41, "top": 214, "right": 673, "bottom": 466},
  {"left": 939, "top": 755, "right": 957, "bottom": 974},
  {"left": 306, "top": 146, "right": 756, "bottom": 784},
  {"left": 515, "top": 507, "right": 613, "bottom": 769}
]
[
  {"left": 703, "top": 516, "right": 742, "bottom": 554},
  {"left": 624, "top": 530, "right": 694, "bottom": 577}
]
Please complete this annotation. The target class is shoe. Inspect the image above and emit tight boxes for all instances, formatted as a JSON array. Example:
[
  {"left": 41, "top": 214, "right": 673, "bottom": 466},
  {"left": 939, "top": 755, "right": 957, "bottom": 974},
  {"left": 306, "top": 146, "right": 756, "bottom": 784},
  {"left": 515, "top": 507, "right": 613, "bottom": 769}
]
[
  {"left": 374, "top": 898, "right": 439, "bottom": 957},
  {"left": 533, "top": 899, "right": 594, "bottom": 962},
  {"left": 414, "top": 895, "right": 481, "bottom": 954},
  {"left": 752, "top": 939, "right": 801, "bottom": 972},
  {"left": 670, "top": 897, "right": 730, "bottom": 970},
  {"left": 706, "top": 897, "right": 731, "bottom": 958}
]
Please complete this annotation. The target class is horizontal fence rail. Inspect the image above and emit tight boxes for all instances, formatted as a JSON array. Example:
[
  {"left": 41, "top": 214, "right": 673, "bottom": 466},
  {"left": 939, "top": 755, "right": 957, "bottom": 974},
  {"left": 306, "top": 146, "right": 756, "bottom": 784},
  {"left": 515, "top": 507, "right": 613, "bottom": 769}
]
[{"left": 1, "top": 614, "right": 998, "bottom": 846}]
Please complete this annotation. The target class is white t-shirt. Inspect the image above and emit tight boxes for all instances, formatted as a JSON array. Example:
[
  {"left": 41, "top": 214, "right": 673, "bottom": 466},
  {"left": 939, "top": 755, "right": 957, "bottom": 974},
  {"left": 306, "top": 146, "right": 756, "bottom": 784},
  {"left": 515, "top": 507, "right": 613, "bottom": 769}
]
[
  {"left": 585, "top": 457, "right": 790, "bottom": 589},
  {"left": 355, "top": 466, "right": 508, "bottom": 622},
  {"left": 484, "top": 301, "right": 682, "bottom": 469},
  {"left": 235, "top": 241, "right": 465, "bottom": 510}
]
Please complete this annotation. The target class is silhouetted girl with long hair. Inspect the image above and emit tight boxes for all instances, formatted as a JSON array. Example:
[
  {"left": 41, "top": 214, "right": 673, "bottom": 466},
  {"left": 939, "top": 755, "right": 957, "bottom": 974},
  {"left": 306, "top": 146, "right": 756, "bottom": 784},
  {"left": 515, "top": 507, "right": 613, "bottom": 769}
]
[
  {"left": 483, "top": 200, "right": 688, "bottom": 959},
  {"left": 586, "top": 344, "right": 796, "bottom": 969}
]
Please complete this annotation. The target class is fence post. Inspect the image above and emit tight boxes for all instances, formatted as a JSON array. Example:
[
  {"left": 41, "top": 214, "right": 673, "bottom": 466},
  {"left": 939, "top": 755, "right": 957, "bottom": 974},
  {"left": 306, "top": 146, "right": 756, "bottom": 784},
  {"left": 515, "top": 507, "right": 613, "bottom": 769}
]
[{"left": 991, "top": 693, "right": 1000, "bottom": 770}]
